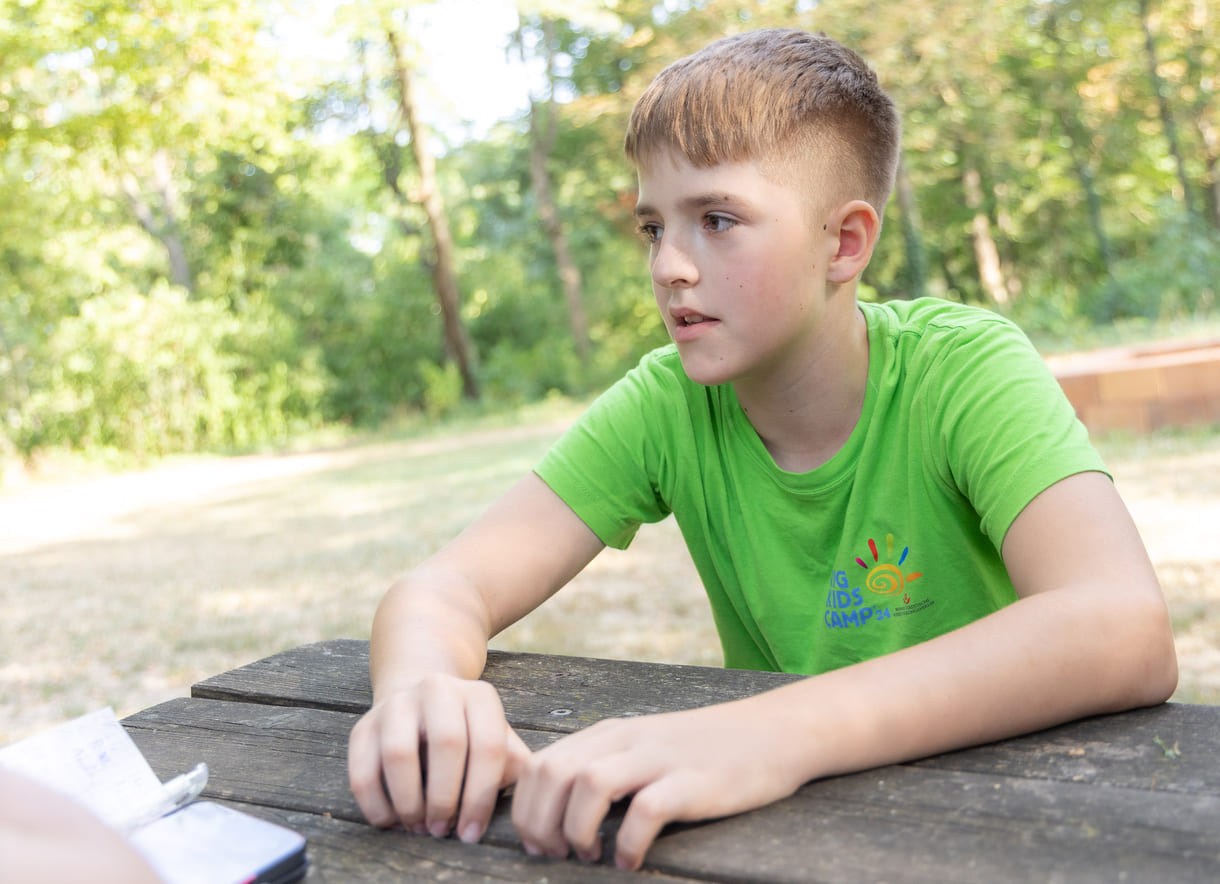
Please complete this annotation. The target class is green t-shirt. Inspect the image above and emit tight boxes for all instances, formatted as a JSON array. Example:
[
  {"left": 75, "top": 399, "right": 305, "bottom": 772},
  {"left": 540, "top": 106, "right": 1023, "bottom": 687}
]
[{"left": 535, "top": 299, "right": 1106, "bottom": 675}]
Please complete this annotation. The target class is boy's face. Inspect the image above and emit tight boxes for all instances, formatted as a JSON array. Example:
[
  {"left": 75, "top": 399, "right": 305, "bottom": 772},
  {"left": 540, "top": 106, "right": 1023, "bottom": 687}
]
[{"left": 634, "top": 150, "right": 844, "bottom": 389}]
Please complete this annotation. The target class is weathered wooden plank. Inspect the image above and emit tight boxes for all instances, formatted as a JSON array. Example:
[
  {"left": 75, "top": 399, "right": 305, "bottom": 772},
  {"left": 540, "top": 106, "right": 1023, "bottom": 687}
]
[
  {"left": 124, "top": 699, "right": 364, "bottom": 823},
  {"left": 647, "top": 766, "right": 1220, "bottom": 884},
  {"left": 484, "top": 649, "right": 803, "bottom": 732},
  {"left": 124, "top": 700, "right": 646, "bottom": 877},
  {"left": 191, "top": 639, "right": 372, "bottom": 713},
  {"left": 124, "top": 697, "right": 1220, "bottom": 884},
  {"left": 125, "top": 698, "right": 556, "bottom": 824},
  {"left": 195, "top": 640, "right": 1220, "bottom": 797},
  {"left": 217, "top": 800, "right": 699, "bottom": 883},
  {"left": 914, "top": 701, "right": 1220, "bottom": 795},
  {"left": 191, "top": 639, "right": 803, "bottom": 732}
]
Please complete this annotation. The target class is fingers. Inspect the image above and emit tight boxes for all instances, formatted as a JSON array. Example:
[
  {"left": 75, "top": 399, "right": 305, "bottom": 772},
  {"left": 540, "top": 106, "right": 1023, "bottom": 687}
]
[
  {"left": 561, "top": 767, "right": 616, "bottom": 863},
  {"left": 358, "top": 693, "right": 786, "bottom": 871},
  {"left": 354, "top": 694, "right": 711, "bottom": 871},
  {"left": 453, "top": 682, "right": 513, "bottom": 843},
  {"left": 513, "top": 730, "right": 613, "bottom": 860},
  {"left": 346, "top": 675, "right": 525, "bottom": 844},
  {"left": 348, "top": 704, "right": 415, "bottom": 829},
  {"left": 515, "top": 753, "right": 694, "bottom": 871},
  {"left": 419, "top": 682, "right": 469, "bottom": 836},
  {"left": 502, "top": 727, "right": 532, "bottom": 788},
  {"left": 513, "top": 721, "right": 666, "bottom": 866},
  {"left": 348, "top": 690, "right": 429, "bottom": 831},
  {"left": 612, "top": 780, "right": 684, "bottom": 871},
  {"left": 512, "top": 753, "right": 577, "bottom": 859}
]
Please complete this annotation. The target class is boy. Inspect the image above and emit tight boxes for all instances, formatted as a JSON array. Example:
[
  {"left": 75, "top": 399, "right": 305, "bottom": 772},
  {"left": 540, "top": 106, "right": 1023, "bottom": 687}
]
[{"left": 347, "top": 28, "right": 1177, "bottom": 871}]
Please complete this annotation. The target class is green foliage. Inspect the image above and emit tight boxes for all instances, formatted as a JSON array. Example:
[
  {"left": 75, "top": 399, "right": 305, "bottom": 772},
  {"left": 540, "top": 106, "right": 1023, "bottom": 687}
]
[
  {"left": 19, "top": 283, "right": 326, "bottom": 458},
  {"left": 1107, "top": 206, "right": 1220, "bottom": 321},
  {"left": 418, "top": 358, "right": 464, "bottom": 419},
  {"left": 3, "top": 0, "right": 1218, "bottom": 468}
]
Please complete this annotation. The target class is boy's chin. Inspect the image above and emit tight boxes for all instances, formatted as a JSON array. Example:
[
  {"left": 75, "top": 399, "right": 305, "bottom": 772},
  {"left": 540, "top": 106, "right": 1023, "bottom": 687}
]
[{"left": 675, "top": 350, "right": 738, "bottom": 388}]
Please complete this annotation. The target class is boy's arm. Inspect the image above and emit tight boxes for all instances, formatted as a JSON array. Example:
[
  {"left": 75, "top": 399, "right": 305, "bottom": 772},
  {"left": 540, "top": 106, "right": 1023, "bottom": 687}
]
[
  {"left": 510, "top": 471, "right": 1178, "bottom": 869},
  {"left": 347, "top": 472, "right": 605, "bottom": 844}
]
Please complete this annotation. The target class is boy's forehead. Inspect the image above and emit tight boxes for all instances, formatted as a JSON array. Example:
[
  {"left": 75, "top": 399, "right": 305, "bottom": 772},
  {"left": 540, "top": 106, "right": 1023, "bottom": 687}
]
[
  {"left": 635, "top": 154, "right": 763, "bottom": 205},
  {"left": 634, "top": 147, "right": 836, "bottom": 217}
]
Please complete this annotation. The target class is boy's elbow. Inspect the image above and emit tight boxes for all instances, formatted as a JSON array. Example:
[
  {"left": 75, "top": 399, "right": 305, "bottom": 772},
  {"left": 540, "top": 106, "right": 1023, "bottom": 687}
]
[
  {"left": 1124, "top": 592, "right": 1178, "bottom": 708},
  {"left": 1144, "top": 630, "right": 1179, "bottom": 707}
]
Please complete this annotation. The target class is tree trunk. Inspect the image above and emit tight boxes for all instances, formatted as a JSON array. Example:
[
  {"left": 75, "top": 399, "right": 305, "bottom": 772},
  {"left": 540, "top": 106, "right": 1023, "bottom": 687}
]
[
  {"left": 1198, "top": 116, "right": 1220, "bottom": 230},
  {"left": 1138, "top": 0, "right": 1196, "bottom": 216},
  {"left": 0, "top": 320, "right": 27, "bottom": 427},
  {"left": 893, "top": 153, "right": 926, "bottom": 300},
  {"left": 961, "top": 159, "right": 1009, "bottom": 306},
  {"left": 120, "top": 150, "right": 194, "bottom": 294},
  {"left": 527, "top": 18, "right": 590, "bottom": 364},
  {"left": 386, "top": 25, "right": 479, "bottom": 401},
  {"left": 1043, "top": 11, "right": 1119, "bottom": 288},
  {"left": 1181, "top": 0, "right": 1220, "bottom": 230},
  {"left": 1054, "top": 106, "right": 1118, "bottom": 281}
]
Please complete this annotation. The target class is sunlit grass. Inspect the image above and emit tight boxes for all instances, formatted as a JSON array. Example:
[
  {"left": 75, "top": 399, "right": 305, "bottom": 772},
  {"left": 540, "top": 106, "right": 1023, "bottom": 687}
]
[
  {"left": 1096, "top": 424, "right": 1220, "bottom": 705},
  {"left": 1, "top": 410, "right": 1216, "bottom": 746}
]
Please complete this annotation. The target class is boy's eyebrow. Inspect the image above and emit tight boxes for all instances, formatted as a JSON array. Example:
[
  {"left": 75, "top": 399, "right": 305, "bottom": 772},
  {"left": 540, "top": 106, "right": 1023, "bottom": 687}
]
[{"left": 634, "top": 192, "right": 749, "bottom": 218}]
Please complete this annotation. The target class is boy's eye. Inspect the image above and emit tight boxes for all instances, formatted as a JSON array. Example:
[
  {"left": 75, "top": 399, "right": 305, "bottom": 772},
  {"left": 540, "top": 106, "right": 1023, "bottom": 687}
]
[
  {"left": 637, "top": 223, "right": 663, "bottom": 244},
  {"left": 705, "top": 214, "right": 736, "bottom": 233}
]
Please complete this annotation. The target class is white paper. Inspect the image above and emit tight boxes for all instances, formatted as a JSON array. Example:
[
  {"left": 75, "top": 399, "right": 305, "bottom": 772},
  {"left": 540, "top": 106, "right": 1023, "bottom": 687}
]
[
  {"left": 2, "top": 709, "right": 307, "bottom": 883},
  {"left": 0, "top": 707, "right": 164, "bottom": 828}
]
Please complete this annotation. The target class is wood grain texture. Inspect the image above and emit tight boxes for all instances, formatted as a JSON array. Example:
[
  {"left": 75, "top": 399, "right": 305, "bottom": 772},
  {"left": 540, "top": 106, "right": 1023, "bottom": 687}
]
[
  {"left": 192, "top": 639, "right": 803, "bottom": 730},
  {"left": 124, "top": 698, "right": 561, "bottom": 836},
  {"left": 218, "top": 801, "right": 697, "bottom": 883},
  {"left": 913, "top": 701, "right": 1220, "bottom": 793},
  {"left": 191, "top": 639, "right": 372, "bottom": 713},
  {"left": 646, "top": 765, "right": 1220, "bottom": 883},
  {"left": 127, "top": 641, "right": 1220, "bottom": 883}
]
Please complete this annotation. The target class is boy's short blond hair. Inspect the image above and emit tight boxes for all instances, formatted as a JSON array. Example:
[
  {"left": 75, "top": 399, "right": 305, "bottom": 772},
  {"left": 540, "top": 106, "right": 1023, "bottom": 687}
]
[{"left": 625, "top": 28, "right": 901, "bottom": 217}]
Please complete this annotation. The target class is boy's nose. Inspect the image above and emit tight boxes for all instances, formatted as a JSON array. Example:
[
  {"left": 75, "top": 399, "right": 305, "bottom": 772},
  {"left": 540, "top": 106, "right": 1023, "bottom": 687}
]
[{"left": 650, "top": 237, "right": 698, "bottom": 289}]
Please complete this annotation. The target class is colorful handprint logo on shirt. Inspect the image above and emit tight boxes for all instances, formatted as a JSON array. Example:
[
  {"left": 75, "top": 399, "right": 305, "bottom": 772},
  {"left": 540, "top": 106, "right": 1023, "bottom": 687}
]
[{"left": 856, "top": 535, "right": 922, "bottom": 597}]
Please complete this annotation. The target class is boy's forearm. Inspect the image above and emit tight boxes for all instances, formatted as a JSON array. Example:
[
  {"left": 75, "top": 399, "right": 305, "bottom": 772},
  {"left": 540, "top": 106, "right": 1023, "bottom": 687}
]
[
  {"left": 506, "top": 582, "right": 1174, "bottom": 871},
  {"left": 772, "top": 586, "right": 1176, "bottom": 784},
  {"left": 367, "top": 474, "right": 606, "bottom": 701},
  {"left": 369, "top": 566, "right": 495, "bottom": 697}
]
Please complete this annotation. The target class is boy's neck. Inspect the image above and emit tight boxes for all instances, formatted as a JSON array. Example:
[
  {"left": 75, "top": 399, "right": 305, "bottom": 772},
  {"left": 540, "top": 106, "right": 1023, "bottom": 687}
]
[{"left": 733, "top": 302, "right": 870, "bottom": 474}]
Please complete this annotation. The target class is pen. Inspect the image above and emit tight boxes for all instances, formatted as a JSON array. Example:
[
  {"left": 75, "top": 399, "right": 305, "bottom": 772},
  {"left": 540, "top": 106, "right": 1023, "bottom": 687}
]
[{"left": 117, "top": 762, "right": 209, "bottom": 833}]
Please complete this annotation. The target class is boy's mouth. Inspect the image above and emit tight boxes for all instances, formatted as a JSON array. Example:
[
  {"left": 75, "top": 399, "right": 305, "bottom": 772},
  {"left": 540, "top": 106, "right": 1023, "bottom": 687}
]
[{"left": 670, "top": 307, "right": 716, "bottom": 340}]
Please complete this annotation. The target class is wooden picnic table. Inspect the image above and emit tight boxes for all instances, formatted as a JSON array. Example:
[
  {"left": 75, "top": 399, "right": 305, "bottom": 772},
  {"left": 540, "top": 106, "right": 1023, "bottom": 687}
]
[{"left": 121, "top": 638, "right": 1220, "bottom": 882}]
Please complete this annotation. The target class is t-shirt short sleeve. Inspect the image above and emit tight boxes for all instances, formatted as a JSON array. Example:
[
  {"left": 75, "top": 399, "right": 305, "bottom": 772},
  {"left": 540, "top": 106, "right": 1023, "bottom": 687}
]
[
  {"left": 535, "top": 349, "right": 681, "bottom": 549},
  {"left": 907, "top": 307, "right": 1108, "bottom": 550}
]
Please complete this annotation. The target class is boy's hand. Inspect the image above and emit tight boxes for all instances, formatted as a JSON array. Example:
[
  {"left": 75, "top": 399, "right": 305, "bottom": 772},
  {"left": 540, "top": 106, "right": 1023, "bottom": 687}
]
[
  {"left": 510, "top": 699, "right": 807, "bottom": 870},
  {"left": 348, "top": 674, "right": 530, "bottom": 844}
]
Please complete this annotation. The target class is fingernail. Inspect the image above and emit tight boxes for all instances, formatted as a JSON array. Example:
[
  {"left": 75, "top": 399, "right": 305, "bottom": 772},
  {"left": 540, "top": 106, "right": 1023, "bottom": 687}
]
[
  {"left": 459, "top": 822, "right": 483, "bottom": 844},
  {"left": 578, "top": 838, "right": 603, "bottom": 863},
  {"left": 428, "top": 821, "right": 449, "bottom": 838},
  {"left": 523, "top": 842, "right": 541, "bottom": 857},
  {"left": 409, "top": 823, "right": 428, "bottom": 836}
]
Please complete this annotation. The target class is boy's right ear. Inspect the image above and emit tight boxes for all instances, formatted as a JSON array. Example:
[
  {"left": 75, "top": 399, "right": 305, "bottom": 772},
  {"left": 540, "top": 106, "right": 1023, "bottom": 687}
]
[{"left": 825, "top": 200, "right": 880, "bottom": 285}]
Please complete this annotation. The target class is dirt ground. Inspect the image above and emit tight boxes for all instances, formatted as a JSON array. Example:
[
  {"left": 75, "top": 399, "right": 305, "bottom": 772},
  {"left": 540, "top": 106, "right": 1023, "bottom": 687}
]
[{"left": 2, "top": 422, "right": 1218, "bottom": 746}]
